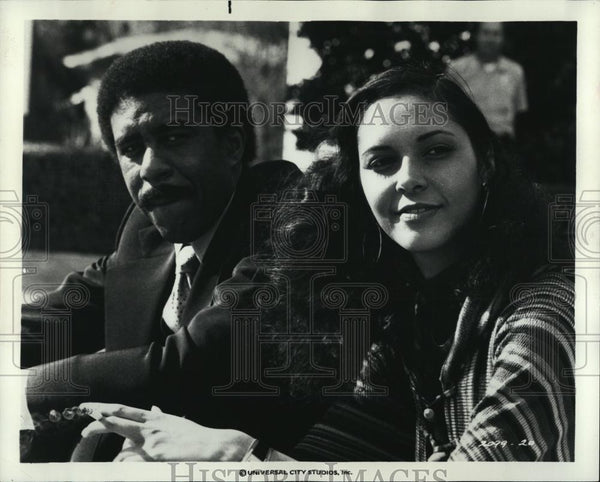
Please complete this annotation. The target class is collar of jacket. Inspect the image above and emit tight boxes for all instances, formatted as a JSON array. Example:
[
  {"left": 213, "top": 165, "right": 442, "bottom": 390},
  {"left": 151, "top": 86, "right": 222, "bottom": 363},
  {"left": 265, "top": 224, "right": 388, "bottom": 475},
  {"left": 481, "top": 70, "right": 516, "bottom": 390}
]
[{"left": 439, "top": 274, "right": 512, "bottom": 394}]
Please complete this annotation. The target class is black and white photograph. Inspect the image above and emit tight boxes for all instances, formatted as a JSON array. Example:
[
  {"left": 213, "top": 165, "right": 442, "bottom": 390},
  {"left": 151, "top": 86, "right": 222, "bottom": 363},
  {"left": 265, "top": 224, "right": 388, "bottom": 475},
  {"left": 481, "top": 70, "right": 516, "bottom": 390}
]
[{"left": 0, "top": 1, "right": 598, "bottom": 481}]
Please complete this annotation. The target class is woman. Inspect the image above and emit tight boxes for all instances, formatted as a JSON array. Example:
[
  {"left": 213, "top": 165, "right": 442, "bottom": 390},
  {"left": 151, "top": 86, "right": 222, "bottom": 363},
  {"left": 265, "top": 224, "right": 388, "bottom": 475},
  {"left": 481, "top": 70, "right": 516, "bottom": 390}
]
[{"left": 80, "top": 65, "right": 575, "bottom": 462}]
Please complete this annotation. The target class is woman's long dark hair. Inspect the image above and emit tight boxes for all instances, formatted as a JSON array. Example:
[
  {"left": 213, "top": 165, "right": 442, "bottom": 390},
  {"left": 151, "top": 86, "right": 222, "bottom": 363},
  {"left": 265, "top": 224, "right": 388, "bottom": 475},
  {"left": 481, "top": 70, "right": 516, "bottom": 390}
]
[{"left": 261, "top": 63, "right": 554, "bottom": 399}]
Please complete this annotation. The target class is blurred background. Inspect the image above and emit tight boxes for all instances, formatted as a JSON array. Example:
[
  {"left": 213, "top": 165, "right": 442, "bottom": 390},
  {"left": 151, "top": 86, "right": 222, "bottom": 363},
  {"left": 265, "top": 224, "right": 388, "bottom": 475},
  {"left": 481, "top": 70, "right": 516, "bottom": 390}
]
[{"left": 22, "top": 20, "right": 576, "bottom": 283}]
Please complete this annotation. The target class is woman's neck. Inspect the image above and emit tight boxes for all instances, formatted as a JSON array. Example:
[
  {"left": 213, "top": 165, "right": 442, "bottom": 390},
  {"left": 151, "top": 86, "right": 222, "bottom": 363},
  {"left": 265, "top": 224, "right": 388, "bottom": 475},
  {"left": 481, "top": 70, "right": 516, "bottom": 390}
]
[
  {"left": 411, "top": 238, "right": 470, "bottom": 280},
  {"left": 412, "top": 252, "right": 458, "bottom": 280}
]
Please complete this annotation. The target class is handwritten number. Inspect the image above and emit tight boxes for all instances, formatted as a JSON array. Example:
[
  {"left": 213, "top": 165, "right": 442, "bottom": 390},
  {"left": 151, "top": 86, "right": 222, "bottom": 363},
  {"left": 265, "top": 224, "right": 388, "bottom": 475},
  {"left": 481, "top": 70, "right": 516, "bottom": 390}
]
[
  {"left": 479, "top": 439, "right": 534, "bottom": 447},
  {"left": 519, "top": 439, "right": 535, "bottom": 446}
]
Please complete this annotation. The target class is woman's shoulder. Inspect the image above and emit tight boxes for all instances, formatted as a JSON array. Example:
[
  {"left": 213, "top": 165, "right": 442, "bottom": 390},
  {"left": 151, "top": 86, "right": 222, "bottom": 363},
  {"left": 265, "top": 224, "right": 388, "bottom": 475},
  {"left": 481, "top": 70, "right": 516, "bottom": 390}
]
[
  {"left": 505, "top": 265, "right": 574, "bottom": 314},
  {"left": 490, "top": 265, "right": 575, "bottom": 345}
]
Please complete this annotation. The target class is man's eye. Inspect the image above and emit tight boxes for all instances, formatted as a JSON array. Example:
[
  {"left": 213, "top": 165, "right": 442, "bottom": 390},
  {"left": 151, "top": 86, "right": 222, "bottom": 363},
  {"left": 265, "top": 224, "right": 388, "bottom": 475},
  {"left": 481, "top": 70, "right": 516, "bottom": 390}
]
[
  {"left": 119, "top": 143, "right": 143, "bottom": 157},
  {"left": 162, "top": 132, "right": 188, "bottom": 145}
]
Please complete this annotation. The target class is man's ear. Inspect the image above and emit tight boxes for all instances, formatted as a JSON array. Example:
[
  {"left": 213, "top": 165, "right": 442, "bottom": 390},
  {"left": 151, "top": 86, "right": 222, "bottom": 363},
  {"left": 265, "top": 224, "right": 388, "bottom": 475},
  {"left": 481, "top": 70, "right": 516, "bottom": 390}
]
[{"left": 220, "top": 127, "right": 246, "bottom": 170}]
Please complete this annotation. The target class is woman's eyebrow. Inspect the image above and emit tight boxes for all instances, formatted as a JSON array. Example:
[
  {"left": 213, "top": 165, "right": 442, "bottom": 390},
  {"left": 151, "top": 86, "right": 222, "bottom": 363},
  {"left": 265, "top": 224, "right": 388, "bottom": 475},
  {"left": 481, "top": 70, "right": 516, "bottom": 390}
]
[
  {"left": 360, "top": 145, "right": 393, "bottom": 157},
  {"left": 416, "top": 130, "right": 456, "bottom": 142}
]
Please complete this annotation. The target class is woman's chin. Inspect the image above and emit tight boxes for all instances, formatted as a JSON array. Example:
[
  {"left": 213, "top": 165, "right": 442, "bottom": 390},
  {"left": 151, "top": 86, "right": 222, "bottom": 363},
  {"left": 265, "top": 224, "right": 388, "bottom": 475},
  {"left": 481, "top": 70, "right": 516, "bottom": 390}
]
[{"left": 389, "top": 230, "right": 445, "bottom": 255}]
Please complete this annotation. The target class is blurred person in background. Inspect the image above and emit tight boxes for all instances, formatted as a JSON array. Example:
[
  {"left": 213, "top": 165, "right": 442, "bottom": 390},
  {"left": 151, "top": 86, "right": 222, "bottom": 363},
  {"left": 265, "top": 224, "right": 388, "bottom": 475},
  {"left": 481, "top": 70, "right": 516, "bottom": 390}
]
[{"left": 450, "top": 22, "right": 528, "bottom": 147}]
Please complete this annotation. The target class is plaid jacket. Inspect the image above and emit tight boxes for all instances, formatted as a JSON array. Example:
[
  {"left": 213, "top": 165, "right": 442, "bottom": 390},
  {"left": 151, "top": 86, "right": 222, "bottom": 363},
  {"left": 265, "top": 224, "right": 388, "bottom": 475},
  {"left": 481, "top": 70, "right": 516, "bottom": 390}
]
[{"left": 358, "top": 267, "right": 575, "bottom": 461}]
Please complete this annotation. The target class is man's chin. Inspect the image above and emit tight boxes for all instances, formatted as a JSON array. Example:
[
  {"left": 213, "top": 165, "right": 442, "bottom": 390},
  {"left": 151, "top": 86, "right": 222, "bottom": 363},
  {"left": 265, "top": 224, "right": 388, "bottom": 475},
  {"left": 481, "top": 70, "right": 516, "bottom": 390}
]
[
  {"left": 148, "top": 213, "right": 206, "bottom": 244},
  {"left": 154, "top": 225, "right": 203, "bottom": 244}
]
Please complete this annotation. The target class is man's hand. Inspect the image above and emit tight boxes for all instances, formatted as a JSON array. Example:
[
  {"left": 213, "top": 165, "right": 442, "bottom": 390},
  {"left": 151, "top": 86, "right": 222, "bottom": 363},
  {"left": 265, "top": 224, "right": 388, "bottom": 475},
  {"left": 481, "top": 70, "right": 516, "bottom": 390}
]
[{"left": 80, "top": 402, "right": 255, "bottom": 462}]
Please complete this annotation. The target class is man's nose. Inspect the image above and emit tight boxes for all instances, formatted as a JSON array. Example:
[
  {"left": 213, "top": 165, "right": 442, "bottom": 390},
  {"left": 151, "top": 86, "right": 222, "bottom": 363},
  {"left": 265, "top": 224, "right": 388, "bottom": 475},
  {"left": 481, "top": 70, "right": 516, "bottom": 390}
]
[
  {"left": 394, "top": 155, "right": 427, "bottom": 194},
  {"left": 139, "top": 147, "right": 171, "bottom": 183}
]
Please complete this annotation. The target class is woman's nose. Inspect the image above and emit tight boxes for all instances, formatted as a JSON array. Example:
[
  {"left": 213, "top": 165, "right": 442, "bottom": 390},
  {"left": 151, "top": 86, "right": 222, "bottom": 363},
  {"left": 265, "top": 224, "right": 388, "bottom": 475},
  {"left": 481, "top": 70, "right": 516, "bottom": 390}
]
[{"left": 395, "top": 155, "right": 427, "bottom": 193}]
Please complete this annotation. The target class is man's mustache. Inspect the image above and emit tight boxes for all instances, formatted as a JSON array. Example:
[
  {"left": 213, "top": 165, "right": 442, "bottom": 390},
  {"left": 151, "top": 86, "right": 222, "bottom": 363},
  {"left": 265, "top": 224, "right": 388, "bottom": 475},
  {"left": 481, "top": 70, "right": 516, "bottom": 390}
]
[{"left": 138, "top": 184, "right": 194, "bottom": 209}]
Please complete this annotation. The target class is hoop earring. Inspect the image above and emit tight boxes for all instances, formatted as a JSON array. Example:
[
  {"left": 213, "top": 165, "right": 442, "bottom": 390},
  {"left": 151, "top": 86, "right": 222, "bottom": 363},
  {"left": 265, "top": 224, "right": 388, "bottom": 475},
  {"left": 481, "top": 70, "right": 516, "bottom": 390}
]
[
  {"left": 480, "top": 181, "right": 490, "bottom": 221},
  {"left": 362, "top": 224, "right": 383, "bottom": 263}
]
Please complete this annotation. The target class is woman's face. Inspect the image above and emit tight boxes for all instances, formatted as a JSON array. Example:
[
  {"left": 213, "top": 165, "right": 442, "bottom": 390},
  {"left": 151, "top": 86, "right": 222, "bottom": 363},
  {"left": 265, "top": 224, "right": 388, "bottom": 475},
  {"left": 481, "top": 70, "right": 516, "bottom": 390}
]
[{"left": 357, "top": 95, "right": 482, "bottom": 263}]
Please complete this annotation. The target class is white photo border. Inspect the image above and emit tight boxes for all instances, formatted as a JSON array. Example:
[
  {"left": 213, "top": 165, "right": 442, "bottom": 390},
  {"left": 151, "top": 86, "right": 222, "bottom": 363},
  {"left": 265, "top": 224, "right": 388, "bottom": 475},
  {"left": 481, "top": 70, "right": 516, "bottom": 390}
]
[{"left": 0, "top": 1, "right": 598, "bottom": 481}]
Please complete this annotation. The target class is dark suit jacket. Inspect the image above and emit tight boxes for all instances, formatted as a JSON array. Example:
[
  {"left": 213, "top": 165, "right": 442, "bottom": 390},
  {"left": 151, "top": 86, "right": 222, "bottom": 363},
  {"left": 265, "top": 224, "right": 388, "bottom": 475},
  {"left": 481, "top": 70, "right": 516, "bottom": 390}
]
[{"left": 21, "top": 160, "right": 314, "bottom": 460}]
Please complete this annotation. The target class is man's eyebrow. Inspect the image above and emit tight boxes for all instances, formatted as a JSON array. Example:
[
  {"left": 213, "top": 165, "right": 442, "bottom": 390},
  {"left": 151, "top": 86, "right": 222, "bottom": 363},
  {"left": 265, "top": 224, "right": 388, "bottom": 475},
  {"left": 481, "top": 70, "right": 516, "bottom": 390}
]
[
  {"left": 155, "top": 124, "right": 195, "bottom": 132},
  {"left": 416, "top": 130, "right": 456, "bottom": 141},
  {"left": 115, "top": 123, "right": 193, "bottom": 144},
  {"left": 114, "top": 132, "right": 138, "bottom": 148}
]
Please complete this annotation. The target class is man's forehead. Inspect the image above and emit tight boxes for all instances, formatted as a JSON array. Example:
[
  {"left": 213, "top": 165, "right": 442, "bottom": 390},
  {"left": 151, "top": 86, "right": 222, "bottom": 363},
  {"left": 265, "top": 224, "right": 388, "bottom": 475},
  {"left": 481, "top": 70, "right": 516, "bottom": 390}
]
[
  {"left": 479, "top": 23, "right": 504, "bottom": 35},
  {"left": 113, "top": 93, "right": 173, "bottom": 118},
  {"left": 111, "top": 92, "right": 193, "bottom": 131}
]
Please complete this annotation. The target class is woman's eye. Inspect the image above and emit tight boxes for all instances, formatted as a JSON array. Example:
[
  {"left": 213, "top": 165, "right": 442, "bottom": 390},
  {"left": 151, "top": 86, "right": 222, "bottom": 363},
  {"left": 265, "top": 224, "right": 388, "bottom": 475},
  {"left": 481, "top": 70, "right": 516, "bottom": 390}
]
[
  {"left": 367, "top": 157, "right": 395, "bottom": 170},
  {"left": 424, "top": 144, "right": 453, "bottom": 158}
]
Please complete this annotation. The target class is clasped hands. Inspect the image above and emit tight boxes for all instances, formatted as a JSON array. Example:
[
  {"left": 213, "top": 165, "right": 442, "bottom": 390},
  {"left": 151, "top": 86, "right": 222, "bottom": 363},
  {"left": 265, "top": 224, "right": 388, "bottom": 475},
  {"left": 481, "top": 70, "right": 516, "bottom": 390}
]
[{"left": 80, "top": 402, "right": 255, "bottom": 462}]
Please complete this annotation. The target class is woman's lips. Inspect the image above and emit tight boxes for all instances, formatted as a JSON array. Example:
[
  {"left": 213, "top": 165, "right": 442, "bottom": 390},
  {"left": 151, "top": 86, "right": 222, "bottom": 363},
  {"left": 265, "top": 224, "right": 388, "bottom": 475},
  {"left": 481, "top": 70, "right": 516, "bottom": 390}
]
[{"left": 394, "top": 203, "right": 441, "bottom": 221}]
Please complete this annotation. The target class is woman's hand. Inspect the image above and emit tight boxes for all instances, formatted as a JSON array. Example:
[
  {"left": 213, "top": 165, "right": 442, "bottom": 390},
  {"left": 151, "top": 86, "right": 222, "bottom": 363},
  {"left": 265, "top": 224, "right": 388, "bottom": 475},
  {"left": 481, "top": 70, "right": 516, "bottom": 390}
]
[{"left": 79, "top": 402, "right": 255, "bottom": 462}]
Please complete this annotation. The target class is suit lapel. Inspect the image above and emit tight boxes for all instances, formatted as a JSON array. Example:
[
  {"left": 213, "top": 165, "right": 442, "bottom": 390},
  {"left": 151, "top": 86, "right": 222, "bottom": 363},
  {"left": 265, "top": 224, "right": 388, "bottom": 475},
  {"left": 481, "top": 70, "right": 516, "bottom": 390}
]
[
  {"left": 180, "top": 161, "right": 300, "bottom": 323},
  {"left": 105, "top": 220, "right": 175, "bottom": 350},
  {"left": 181, "top": 266, "right": 220, "bottom": 322},
  {"left": 181, "top": 190, "right": 244, "bottom": 322}
]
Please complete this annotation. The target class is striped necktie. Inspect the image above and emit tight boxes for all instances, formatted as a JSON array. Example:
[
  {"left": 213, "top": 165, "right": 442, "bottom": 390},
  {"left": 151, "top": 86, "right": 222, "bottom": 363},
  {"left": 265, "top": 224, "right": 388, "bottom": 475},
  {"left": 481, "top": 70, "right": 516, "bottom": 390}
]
[{"left": 162, "top": 244, "right": 200, "bottom": 332}]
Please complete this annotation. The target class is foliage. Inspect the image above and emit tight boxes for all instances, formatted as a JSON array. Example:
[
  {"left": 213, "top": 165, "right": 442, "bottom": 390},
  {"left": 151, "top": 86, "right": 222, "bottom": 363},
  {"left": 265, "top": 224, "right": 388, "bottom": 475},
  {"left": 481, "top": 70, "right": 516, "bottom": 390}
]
[{"left": 290, "top": 21, "right": 576, "bottom": 183}]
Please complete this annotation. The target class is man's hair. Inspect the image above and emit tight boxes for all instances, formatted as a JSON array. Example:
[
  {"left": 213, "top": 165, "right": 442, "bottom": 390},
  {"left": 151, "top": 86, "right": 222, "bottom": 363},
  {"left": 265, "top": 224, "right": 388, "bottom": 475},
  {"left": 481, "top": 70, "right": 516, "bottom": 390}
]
[{"left": 97, "top": 40, "right": 256, "bottom": 164}]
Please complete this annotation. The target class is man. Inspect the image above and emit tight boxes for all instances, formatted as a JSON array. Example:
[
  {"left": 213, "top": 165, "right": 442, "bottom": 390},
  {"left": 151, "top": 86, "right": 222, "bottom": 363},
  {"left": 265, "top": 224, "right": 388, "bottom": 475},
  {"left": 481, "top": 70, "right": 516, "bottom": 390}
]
[
  {"left": 21, "top": 41, "right": 301, "bottom": 460},
  {"left": 450, "top": 22, "right": 528, "bottom": 141}
]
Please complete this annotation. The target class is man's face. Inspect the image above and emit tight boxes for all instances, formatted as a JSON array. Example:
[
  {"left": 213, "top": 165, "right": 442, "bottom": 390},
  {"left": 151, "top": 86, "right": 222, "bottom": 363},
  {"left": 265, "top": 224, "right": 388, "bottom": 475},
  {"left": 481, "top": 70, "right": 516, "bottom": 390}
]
[
  {"left": 111, "top": 93, "right": 243, "bottom": 243},
  {"left": 476, "top": 22, "right": 504, "bottom": 59}
]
